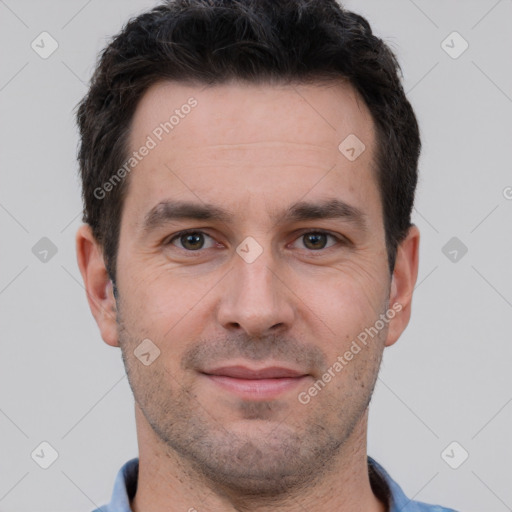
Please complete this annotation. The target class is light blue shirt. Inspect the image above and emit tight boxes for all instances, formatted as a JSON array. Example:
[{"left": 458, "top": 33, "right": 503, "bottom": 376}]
[{"left": 92, "top": 456, "right": 458, "bottom": 512}]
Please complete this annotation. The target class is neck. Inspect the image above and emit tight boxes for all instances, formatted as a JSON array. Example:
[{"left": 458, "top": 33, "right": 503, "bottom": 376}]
[{"left": 130, "top": 405, "right": 387, "bottom": 512}]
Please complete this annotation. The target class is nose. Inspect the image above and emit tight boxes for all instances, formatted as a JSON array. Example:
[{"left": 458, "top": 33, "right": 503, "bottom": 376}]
[{"left": 216, "top": 245, "right": 296, "bottom": 338}]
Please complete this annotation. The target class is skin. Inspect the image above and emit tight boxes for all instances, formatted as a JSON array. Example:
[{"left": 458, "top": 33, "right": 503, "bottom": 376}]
[{"left": 77, "top": 79, "right": 419, "bottom": 512}]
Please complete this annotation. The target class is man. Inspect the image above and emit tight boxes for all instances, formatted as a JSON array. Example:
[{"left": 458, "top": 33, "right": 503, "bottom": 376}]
[{"left": 75, "top": 0, "right": 457, "bottom": 510}]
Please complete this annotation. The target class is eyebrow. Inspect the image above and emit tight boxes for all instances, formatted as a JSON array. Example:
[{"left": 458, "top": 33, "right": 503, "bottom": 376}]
[{"left": 141, "top": 198, "right": 368, "bottom": 234}]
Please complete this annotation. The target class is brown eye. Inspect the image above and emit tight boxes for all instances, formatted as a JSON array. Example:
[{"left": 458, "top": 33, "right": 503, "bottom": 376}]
[
  {"left": 169, "top": 231, "right": 215, "bottom": 251},
  {"left": 180, "top": 233, "right": 204, "bottom": 250},
  {"left": 302, "top": 232, "right": 329, "bottom": 250},
  {"left": 290, "top": 231, "right": 341, "bottom": 251}
]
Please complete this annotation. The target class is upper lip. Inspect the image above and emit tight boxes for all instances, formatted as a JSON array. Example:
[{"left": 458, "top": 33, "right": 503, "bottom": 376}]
[{"left": 202, "top": 365, "right": 307, "bottom": 379}]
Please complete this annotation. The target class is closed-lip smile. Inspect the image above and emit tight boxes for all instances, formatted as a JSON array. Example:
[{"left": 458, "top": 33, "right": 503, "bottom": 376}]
[{"left": 200, "top": 365, "right": 310, "bottom": 400}]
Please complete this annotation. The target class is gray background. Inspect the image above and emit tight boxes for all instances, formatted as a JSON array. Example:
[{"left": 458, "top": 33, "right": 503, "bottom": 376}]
[{"left": 0, "top": 0, "right": 511, "bottom": 511}]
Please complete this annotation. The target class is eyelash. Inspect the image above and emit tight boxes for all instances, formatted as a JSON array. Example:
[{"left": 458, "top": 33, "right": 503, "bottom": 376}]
[{"left": 165, "top": 228, "right": 345, "bottom": 253}]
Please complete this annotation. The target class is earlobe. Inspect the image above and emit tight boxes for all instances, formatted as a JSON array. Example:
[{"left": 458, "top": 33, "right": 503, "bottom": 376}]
[
  {"left": 384, "top": 224, "right": 420, "bottom": 348},
  {"left": 75, "top": 224, "right": 120, "bottom": 347}
]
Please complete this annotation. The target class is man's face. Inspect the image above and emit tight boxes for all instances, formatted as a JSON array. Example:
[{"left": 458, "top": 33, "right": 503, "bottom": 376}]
[{"left": 111, "top": 80, "right": 398, "bottom": 492}]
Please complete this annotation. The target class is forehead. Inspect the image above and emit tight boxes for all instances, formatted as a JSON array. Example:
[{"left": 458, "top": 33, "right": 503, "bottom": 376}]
[
  {"left": 130, "top": 78, "right": 374, "bottom": 152},
  {"left": 123, "top": 78, "right": 380, "bottom": 230}
]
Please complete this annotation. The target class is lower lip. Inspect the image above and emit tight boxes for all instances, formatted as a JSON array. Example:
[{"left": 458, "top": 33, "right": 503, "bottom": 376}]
[{"left": 204, "top": 374, "right": 309, "bottom": 400}]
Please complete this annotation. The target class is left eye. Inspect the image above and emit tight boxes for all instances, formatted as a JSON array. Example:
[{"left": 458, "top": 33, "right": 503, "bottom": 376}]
[
  {"left": 292, "top": 232, "right": 339, "bottom": 250},
  {"left": 168, "top": 231, "right": 216, "bottom": 251}
]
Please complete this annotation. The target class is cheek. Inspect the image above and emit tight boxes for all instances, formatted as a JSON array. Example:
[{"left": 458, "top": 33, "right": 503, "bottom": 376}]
[
  {"left": 300, "top": 261, "right": 387, "bottom": 330},
  {"left": 120, "top": 260, "right": 200, "bottom": 315},
  {"left": 313, "top": 294, "right": 375, "bottom": 359},
  {"left": 118, "top": 265, "right": 217, "bottom": 355}
]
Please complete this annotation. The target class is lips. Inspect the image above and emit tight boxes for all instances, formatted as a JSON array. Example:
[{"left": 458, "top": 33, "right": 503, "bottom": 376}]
[
  {"left": 202, "top": 365, "right": 307, "bottom": 379},
  {"left": 200, "top": 365, "right": 309, "bottom": 400}
]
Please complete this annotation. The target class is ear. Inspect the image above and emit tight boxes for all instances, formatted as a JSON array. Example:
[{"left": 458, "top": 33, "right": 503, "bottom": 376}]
[
  {"left": 75, "top": 224, "right": 119, "bottom": 347},
  {"left": 384, "top": 224, "right": 420, "bottom": 348}
]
